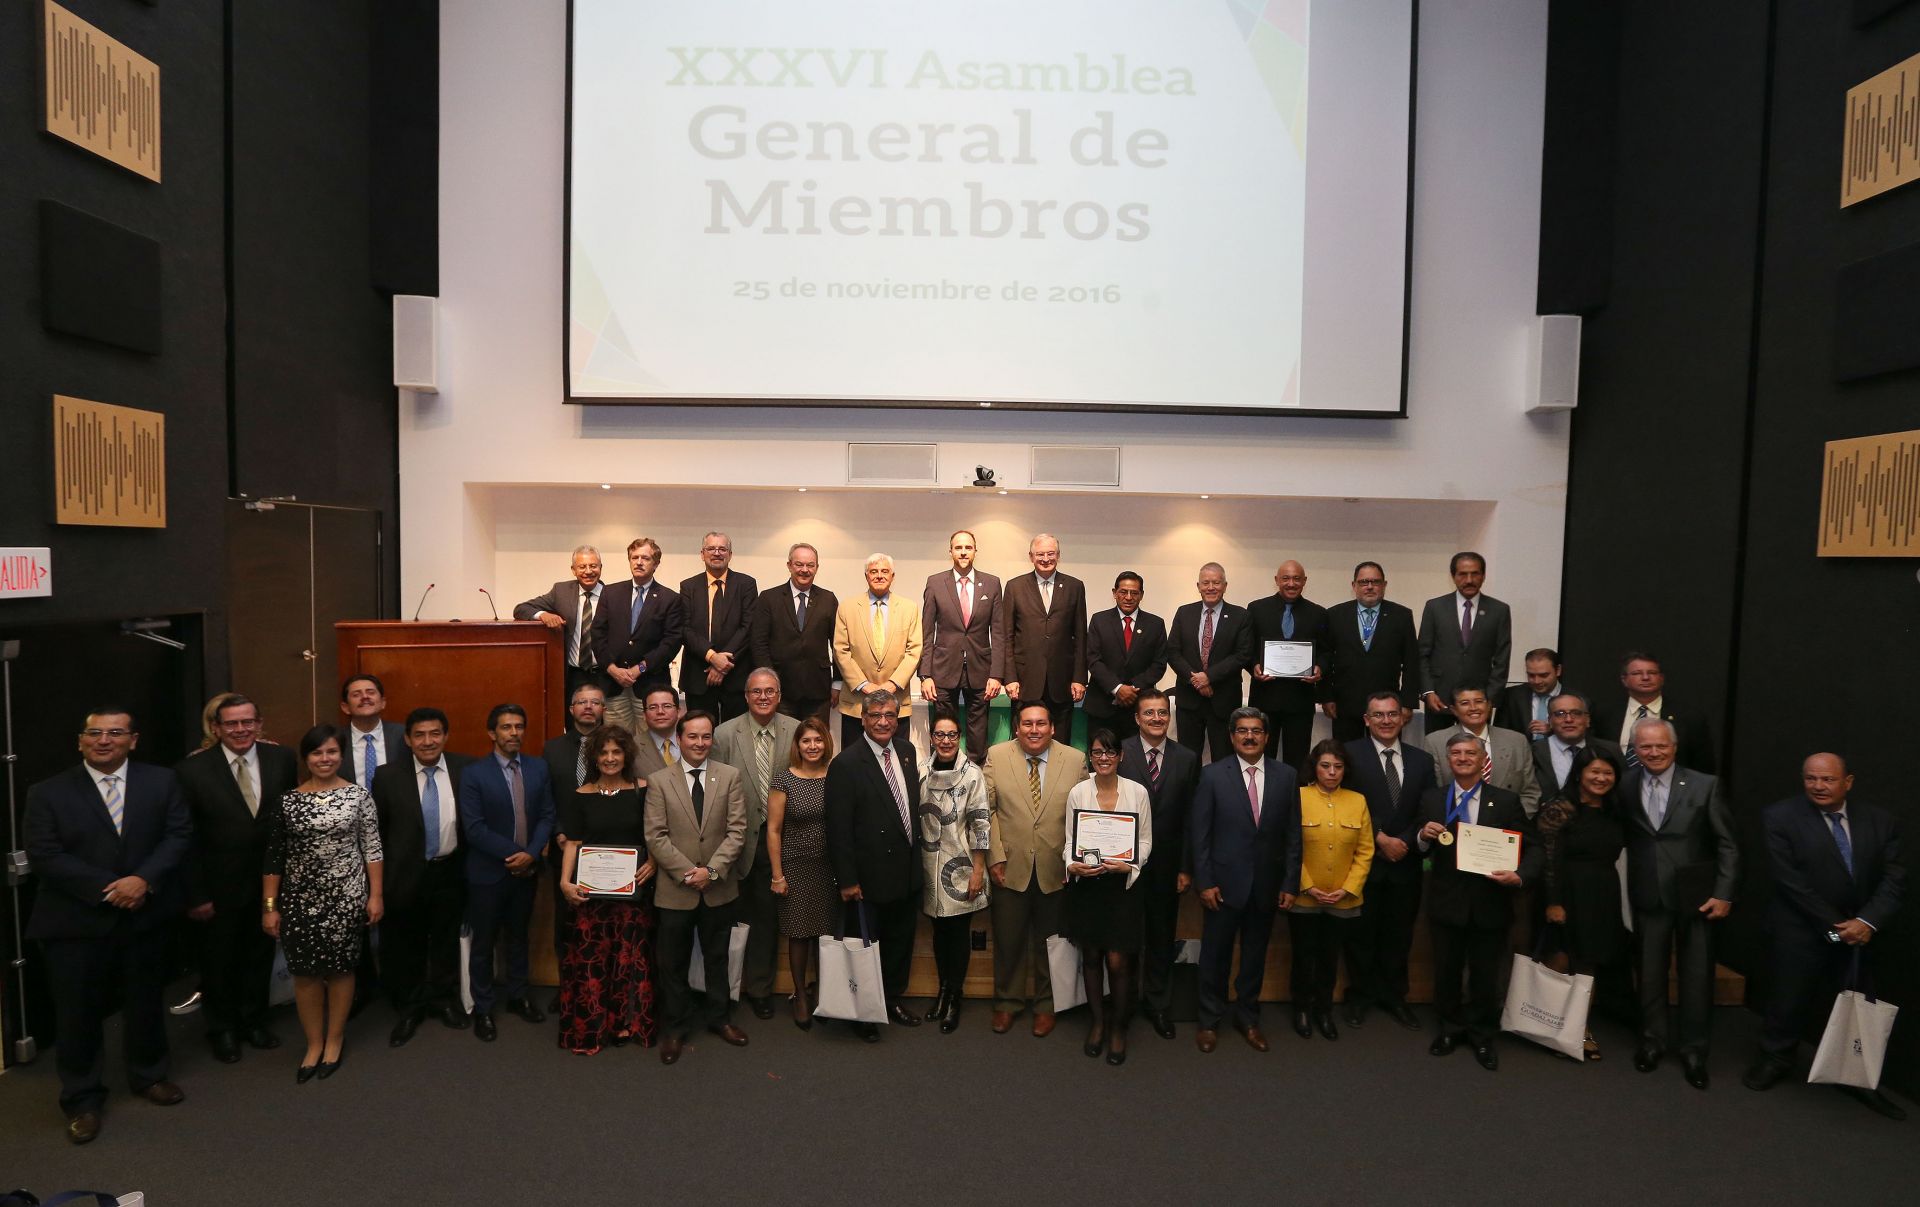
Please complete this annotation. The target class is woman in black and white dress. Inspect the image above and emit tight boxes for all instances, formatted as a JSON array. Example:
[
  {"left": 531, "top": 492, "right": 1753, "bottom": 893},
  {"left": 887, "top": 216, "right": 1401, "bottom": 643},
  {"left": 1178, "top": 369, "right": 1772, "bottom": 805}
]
[{"left": 917, "top": 707, "right": 990, "bottom": 1033}]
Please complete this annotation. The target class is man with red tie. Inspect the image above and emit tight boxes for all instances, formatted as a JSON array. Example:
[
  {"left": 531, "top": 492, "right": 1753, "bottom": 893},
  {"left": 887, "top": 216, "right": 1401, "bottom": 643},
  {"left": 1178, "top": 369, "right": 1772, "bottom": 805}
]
[
  {"left": 1085, "top": 571, "right": 1168, "bottom": 746},
  {"left": 920, "top": 529, "right": 1003, "bottom": 763}
]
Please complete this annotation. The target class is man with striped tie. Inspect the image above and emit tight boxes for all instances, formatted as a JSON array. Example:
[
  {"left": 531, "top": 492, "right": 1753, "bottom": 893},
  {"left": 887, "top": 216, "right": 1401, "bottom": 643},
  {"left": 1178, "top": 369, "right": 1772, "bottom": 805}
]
[
  {"left": 712, "top": 668, "right": 800, "bottom": 1019},
  {"left": 26, "top": 708, "right": 191, "bottom": 1144}
]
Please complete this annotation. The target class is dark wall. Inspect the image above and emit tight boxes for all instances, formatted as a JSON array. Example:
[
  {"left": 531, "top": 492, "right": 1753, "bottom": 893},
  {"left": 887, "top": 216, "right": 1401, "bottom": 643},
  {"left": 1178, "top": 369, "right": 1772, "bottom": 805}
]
[{"left": 1559, "top": 0, "right": 1920, "bottom": 1089}]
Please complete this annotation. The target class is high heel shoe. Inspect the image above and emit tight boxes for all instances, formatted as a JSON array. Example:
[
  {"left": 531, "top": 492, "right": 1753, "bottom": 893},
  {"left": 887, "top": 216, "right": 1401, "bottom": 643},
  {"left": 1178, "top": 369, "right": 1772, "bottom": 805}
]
[
  {"left": 925, "top": 985, "right": 952, "bottom": 1022},
  {"left": 940, "top": 994, "right": 962, "bottom": 1034},
  {"left": 1106, "top": 1031, "right": 1129, "bottom": 1066},
  {"left": 791, "top": 991, "right": 813, "bottom": 1032},
  {"left": 1583, "top": 1031, "right": 1600, "bottom": 1062},
  {"left": 316, "top": 1041, "right": 346, "bottom": 1080},
  {"left": 295, "top": 1062, "right": 319, "bottom": 1084},
  {"left": 1083, "top": 1022, "right": 1107, "bottom": 1058}
]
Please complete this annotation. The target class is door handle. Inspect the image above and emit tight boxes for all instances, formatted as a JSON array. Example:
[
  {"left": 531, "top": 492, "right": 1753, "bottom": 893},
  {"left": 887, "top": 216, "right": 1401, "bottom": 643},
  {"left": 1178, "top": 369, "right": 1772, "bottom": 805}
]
[{"left": 301, "top": 649, "right": 317, "bottom": 662}]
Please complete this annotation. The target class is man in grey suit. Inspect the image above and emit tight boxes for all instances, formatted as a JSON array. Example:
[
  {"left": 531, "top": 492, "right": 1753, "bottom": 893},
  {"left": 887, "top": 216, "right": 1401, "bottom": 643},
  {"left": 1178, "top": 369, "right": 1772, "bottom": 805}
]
[
  {"left": 513, "top": 545, "right": 608, "bottom": 702},
  {"left": 1530, "top": 691, "right": 1621, "bottom": 797},
  {"left": 1416, "top": 552, "right": 1512, "bottom": 730},
  {"left": 709, "top": 668, "right": 799, "bottom": 1019},
  {"left": 644, "top": 711, "right": 750, "bottom": 1065},
  {"left": 1422, "top": 683, "right": 1541, "bottom": 816},
  {"left": 920, "top": 529, "right": 1003, "bottom": 763},
  {"left": 1622, "top": 717, "right": 1737, "bottom": 1090}
]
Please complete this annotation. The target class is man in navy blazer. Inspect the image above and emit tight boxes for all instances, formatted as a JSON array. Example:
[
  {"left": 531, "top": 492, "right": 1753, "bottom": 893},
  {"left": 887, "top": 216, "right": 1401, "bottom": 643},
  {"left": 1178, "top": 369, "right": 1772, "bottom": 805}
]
[
  {"left": 1743, "top": 754, "right": 1906, "bottom": 1118},
  {"left": 1341, "top": 692, "right": 1437, "bottom": 1029},
  {"left": 1118, "top": 689, "right": 1199, "bottom": 1039},
  {"left": 338, "top": 673, "right": 406, "bottom": 792},
  {"left": 458, "top": 703, "right": 555, "bottom": 1040},
  {"left": 1189, "top": 706, "right": 1301, "bottom": 1053},
  {"left": 597, "top": 537, "right": 686, "bottom": 735},
  {"left": 1084, "top": 571, "right": 1168, "bottom": 747},
  {"left": 25, "top": 708, "right": 191, "bottom": 1143}
]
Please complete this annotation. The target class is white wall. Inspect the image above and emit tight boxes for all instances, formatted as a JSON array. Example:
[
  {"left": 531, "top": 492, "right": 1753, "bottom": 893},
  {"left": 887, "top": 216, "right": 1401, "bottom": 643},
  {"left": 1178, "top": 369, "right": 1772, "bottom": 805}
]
[{"left": 416, "top": 0, "right": 1564, "bottom": 673}]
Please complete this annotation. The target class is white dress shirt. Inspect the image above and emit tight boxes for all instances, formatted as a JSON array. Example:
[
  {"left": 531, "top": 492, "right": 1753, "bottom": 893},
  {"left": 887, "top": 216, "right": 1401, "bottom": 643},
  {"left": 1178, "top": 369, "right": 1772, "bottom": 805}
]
[{"left": 1619, "top": 695, "right": 1664, "bottom": 750}]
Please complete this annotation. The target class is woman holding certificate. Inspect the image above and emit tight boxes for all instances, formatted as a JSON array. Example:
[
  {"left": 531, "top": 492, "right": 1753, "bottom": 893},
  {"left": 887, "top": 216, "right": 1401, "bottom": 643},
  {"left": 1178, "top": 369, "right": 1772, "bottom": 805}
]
[
  {"left": 917, "top": 708, "right": 991, "bottom": 1033},
  {"left": 1061, "top": 729, "right": 1153, "bottom": 1065},
  {"left": 1536, "top": 746, "right": 1629, "bottom": 1060},
  {"left": 766, "top": 716, "right": 836, "bottom": 1029},
  {"left": 1286, "top": 739, "right": 1373, "bottom": 1041},
  {"left": 556, "top": 724, "right": 658, "bottom": 1054}
]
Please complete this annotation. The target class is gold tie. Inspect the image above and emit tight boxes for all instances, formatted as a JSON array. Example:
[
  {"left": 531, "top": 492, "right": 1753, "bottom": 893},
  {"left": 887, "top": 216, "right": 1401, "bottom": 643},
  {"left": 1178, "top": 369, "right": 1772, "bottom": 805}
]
[
  {"left": 232, "top": 755, "right": 259, "bottom": 816},
  {"left": 869, "top": 599, "right": 887, "bottom": 655},
  {"left": 1028, "top": 756, "right": 1042, "bottom": 806}
]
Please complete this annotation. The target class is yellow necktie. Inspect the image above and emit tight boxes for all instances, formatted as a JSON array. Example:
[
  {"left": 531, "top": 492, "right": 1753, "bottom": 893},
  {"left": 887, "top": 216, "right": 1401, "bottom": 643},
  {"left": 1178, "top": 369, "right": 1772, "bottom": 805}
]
[
  {"left": 869, "top": 598, "right": 887, "bottom": 654},
  {"left": 1028, "top": 756, "right": 1042, "bottom": 807}
]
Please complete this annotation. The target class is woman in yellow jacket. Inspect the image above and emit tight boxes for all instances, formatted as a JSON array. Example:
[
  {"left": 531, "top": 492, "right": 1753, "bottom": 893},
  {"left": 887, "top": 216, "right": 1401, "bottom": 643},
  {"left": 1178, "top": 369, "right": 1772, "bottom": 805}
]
[{"left": 1287, "top": 739, "right": 1373, "bottom": 1041}]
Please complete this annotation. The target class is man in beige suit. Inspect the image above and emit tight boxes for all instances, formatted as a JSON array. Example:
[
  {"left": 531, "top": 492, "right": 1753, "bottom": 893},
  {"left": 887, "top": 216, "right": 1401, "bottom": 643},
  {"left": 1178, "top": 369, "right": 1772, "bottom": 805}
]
[
  {"left": 985, "top": 702, "right": 1089, "bottom": 1037},
  {"left": 631, "top": 686, "right": 682, "bottom": 780},
  {"left": 643, "top": 711, "right": 749, "bottom": 1065},
  {"left": 709, "top": 669, "right": 799, "bottom": 1019},
  {"left": 1422, "top": 683, "right": 1542, "bottom": 816},
  {"left": 834, "top": 553, "right": 924, "bottom": 749}
]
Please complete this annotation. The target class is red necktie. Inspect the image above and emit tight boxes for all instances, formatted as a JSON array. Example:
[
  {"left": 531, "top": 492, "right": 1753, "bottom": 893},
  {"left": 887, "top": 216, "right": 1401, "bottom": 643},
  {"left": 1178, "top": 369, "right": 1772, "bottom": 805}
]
[
  {"left": 1246, "top": 765, "right": 1261, "bottom": 825},
  {"left": 1123, "top": 614, "right": 1134, "bottom": 651}
]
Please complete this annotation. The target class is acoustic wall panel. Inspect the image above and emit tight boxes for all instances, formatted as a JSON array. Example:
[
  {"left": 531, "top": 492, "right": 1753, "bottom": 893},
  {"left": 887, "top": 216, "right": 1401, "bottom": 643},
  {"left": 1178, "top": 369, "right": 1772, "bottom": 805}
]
[
  {"left": 53, "top": 395, "right": 167, "bottom": 528},
  {"left": 1818, "top": 429, "right": 1920, "bottom": 556},
  {"left": 39, "top": 200, "right": 163, "bottom": 354},
  {"left": 38, "top": 0, "right": 162, "bottom": 181},
  {"left": 1842, "top": 50, "right": 1920, "bottom": 207}
]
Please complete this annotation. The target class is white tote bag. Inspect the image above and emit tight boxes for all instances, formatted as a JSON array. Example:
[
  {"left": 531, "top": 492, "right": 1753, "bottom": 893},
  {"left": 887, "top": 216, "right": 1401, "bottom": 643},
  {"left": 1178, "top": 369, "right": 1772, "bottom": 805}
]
[
  {"left": 1046, "top": 933, "right": 1108, "bottom": 1012},
  {"left": 457, "top": 926, "right": 474, "bottom": 1014},
  {"left": 815, "top": 905, "right": 888, "bottom": 1024},
  {"left": 688, "top": 922, "right": 750, "bottom": 1001},
  {"left": 1808, "top": 986, "right": 1899, "bottom": 1091},
  {"left": 1500, "top": 952, "right": 1594, "bottom": 1060}
]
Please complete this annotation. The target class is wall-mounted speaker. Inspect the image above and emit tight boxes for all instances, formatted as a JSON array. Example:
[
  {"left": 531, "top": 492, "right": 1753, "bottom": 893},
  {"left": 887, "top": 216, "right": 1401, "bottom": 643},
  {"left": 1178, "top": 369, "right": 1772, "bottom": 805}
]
[
  {"left": 847, "top": 443, "right": 938, "bottom": 485},
  {"left": 1030, "top": 445, "right": 1121, "bottom": 489},
  {"left": 392, "top": 294, "right": 439, "bottom": 392},
  {"left": 1525, "top": 314, "right": 1581, "bottom": 413}
]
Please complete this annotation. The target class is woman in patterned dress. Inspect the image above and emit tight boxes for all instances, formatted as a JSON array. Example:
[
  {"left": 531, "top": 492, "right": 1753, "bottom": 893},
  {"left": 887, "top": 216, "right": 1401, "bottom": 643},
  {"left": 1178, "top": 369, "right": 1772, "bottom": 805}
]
[
  {"left": 766, "top": 716, "right": 835, "bottom": 1029},
  {"left": 917, "top": 706, "right": 990, "bottom": 1033},
  {"left": 262, "top": 725, "right": 383, "bottom": 1082},
  {"left": 556, "top": 724, "right": 658, "bottom": 1054}
]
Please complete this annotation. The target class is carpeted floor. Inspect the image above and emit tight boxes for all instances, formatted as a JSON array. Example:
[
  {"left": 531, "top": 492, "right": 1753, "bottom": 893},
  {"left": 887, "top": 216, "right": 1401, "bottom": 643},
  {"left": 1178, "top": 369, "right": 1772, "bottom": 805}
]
[{"left": 0, "top": 996, "right": 1909, "bottom": 1205}]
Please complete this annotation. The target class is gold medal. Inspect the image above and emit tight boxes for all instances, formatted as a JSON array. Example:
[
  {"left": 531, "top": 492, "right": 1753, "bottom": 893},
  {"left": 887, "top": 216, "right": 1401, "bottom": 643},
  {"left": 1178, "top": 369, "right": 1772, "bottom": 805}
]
[{"left": 1436, "top": 828, "right": 1455, "bottom": 847}]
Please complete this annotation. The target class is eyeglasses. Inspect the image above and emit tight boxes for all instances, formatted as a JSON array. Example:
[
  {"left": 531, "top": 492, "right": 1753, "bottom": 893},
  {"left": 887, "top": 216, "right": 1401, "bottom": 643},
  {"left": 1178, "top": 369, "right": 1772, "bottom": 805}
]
[
  {"left": 1230, "top": 726, "right": 1265, "bottom": 737},
  {"left": 931, "top": 730, "right": 961, "bottom": 742},
  {"left": 81, "top": 728, "right": 133, "bottom": 739},
  {"left": 1363, "top": 712, "right": 1399, "bottom": 722},
  {"left": 1549, "top": 708, "right": 1586, "bottom": 718},
  {"left": 217, "top": 719, "right": 261, "bottom": 730},
  {"left": 1089, "top": 749, "right": 1119, "bottom": 760},
  {"left": 1353, "top": 578, "right": 1385, "bottom": 586},
  {"left": 746, "top": 688, "right": 779, "bottom": 697}
]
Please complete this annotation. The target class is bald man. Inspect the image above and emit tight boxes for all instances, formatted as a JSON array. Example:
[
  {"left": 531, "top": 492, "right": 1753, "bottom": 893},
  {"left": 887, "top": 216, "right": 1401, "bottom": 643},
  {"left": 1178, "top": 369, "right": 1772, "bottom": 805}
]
[
  {"left": 1247, "top": 561, "right": 1330, "bottom": 768},
  {"left": 1164, "top": 563, "right": 1254, "bottom": 762},
  {"left": 995, "top": 534, "right": 1088, "bottom": 739}
]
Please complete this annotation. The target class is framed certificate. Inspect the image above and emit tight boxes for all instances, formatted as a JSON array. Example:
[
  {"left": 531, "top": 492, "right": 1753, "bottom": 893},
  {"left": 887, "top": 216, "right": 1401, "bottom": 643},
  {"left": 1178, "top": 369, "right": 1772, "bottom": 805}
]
[
  {"left": 576, "top": 845, "right": 641, "bottom": 897},
  {"left": 1453, "top": 823, "right": 1522, "bottom": 877},
  {"left": 1262, "top": 640, "right": 1315, "bottom": 679},
  {"left": 1072, "top": 809, "right": 1139, "bottom": 865}
]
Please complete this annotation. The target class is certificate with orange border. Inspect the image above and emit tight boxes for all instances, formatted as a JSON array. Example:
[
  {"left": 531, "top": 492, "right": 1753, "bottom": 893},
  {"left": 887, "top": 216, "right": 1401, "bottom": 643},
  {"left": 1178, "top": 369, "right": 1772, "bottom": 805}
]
[
  {"left": 577, "top": 846, "right": 640, "bottom": 897},
  {"left": 1454, "top": 823, "right": 1521, "bottom": 877}
]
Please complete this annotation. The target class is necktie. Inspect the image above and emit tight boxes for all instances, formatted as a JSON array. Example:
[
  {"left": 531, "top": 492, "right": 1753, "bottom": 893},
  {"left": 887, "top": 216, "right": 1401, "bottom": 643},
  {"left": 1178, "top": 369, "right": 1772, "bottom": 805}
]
[
  {"left": 1624, "top": 703, "right": 1650, "bottom": 768},
  {"left": 422, "top": 766, "right": 442, "bottom": 860},
  {"left": 1281, "top": 602, "right": 1295, "bottom": 640},
  {"left": 689, "top": 767, "right": 705, "bottom": 824},
  {"left": 363, "top": 734, "right": 378, "bottom": 791},
  {"left": 755, "top": 727, "right": 774, "bottom": 800},
  {"left": 1146, "top": 745, "right": 1161, "bottom": 788},
  {"left": 574, "top": 588, "right": 596, "bottom": 668},
  {"left": 101, "top": 774, "right": 124, "bottom": 835},
  {"left": 573, "top": 735, "right": 589, "bottom": 787},
  {"left": 1040, "top": 577, "right": 1053, "bottom": 612},
  {"left": 630, "top": 583, "right": 646, "bottom": 630},
  {"left": 1534, "top": 694, "right": 1548, "bottom": 728},
  {"left": 869, "top": 598, "right": 887, "bottom": 654},
  {"left": 795, "top": 590, "right": 808, "bottom": 629},
  {"left": 1827, "top": 812, "right": 1855, "bottom": 878},
  {"left": 708, "top": 576, "right": 723, "bottom": 640},
  {"left": 1460, "top": 598, "right": 1474, "bottom": 646},
  {"left": 880, "top": 746, "right": 910, "bottom": 830},
  {"left": 958, "top": 576, "right": 972, "bottom": 627},
  {"left": 506, "top": 758, "right": 527, "bottom": 847},
  {"left": 1200, "top": 606, "right": 1216, "bottom": 665},
  {"left": 1360, "top": 606, "right": 1377, "bottom": 650},
  {"left": 1123, "top": 614, "right": 1134, "bottom": 652},
  {"left": 1382, "top": 748, "right": 1401, "bottom": 806},
  {"left": 1027, "top": 756, "right": 1043, "bottom": 807},
  {"left": 658, "top": 737, "right": 675, "bottom": 765},
  {"left": 233, "top": 755, "right": 259, "bottom": 816},
  {"left": 1477, "top": 736, "right": 1492, "bottom": 783},
  {"left": 1644, "top": 776, "right": 1666, "bottom": 830},
  {"left": 1246, "top": 765, "right": 1262, "bottom": 825}
]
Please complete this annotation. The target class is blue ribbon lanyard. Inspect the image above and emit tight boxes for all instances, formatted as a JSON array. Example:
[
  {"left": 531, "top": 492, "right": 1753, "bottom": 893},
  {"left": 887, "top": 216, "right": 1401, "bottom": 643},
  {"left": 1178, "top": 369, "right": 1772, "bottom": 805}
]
[{"left": 1445, "top": 781, "right": 1478, "bottom": 827}]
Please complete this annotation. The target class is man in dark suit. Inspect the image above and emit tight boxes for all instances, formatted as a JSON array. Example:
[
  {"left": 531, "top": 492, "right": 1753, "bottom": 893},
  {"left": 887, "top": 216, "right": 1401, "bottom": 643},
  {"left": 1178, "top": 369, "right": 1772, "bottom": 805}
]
[
  {"left": 457, "top": 703, "right": 555, "bottom": 1041},
  {"left": 1321, "top": 562, "right": 1421, "bottom": 743},
  {"left": 1417, "top": 732, "right": 1538, "bottom": 1071},
  {"left": 748, "top": 542, "right": 840, "bottom": 726},
  {"left": 678, "top": 531, "right": 758, "bottom": 722},
  {"left": 1342, "top": 691, "right": 1437, "bottom": 1030},
  {"left": 1416, "top": 552, "right": 1513, "bottom": 731},
  {"left": 1117, "top": 689, "right": 1199, "bottom": 1039},
  {"left": 1495, "top": 647, "right": 1573, "bottom": 740},
  {"left": 372, "top": 707, "right": 473, "bottom": 1047},
  {"left": 1165, "top": 563, "right": 1255, "bottom": 762},
  {"left": 919, "top": 529, "right": 1003, "bottom": 762},
  {"left": 1529, "top": 691, "right": 1621, "bottom": 797},
  {"left": 1621, "top": 716, "right": 1738, "bottom": 1089},
  {"left": 539, "top": 681, "right": 607, "bottom": 1005},
  {"left": 1084, "top": 571, "right": 1168, "bottom": 747},
  {"left": 597, "top": 537, "right": 685, "bottom": 736},
  {"left": 25, "top": 708, "right": 190, "bottom": 1144},
  {"left": 824, "top": 689, "right": 926, "bottom": 1040},
  {"left": 174, "top": 692, "right": 296, "bottom": 1063},
  {"left": 1248, "top": 560, "right": 1330, "bottom": 769},
  {"left": 1593, "top": 651, "right": 1717, "bottom": 774},
  {"left": 1743, "top": 754, "right": 1906, "bottom": 1118},
  {"left": 1189, "top": 707, "right": 1301, "bottom": 1053},
  {"left": 338, "top": 674, "right": 405, "bottom": 792},
  {"left": 513, "top": 544, "right": 608, "bottom": 702},
  {"left": 995, "top": 532, "right": 1088, "bottom": 739}
]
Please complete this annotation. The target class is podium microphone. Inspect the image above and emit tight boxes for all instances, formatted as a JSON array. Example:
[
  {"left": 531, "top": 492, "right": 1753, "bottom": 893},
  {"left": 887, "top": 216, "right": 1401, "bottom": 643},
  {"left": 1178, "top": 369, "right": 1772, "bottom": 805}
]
[
  {"left": 411, "top": 583, "right": 435, "bottom": 622},
  {"left": 478, "top": 588, "right": 501, "bottom": 621}
]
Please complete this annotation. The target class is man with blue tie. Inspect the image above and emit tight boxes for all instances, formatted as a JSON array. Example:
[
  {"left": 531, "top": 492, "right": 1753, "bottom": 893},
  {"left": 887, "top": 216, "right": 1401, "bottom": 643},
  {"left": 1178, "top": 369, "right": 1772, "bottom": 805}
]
[
  {"left": 1189, "top": 707, "right": 1301, "bottom": 1053},
  {"left": 25, "top": 709, "right": 191, "bottom": 1144},
  {"left": 458, "top": 703, "right": 555, "bottom": 1041},
  {"left": 599, "top": 537, "right": 686, "bottom": 737},
  {"left": 1321, "top": 562, "right": 1420, "bottom": 743},
  {"left": 339, "top": 674, "right": 404, "bottom": 791}
]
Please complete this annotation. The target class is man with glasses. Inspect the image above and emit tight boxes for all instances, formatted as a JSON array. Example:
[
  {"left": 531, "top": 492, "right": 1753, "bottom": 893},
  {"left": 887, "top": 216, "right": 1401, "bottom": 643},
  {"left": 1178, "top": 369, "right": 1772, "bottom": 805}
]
[
  {"left": 515, "top": 544, "right": 609, "bottom": 702},
  {"left": 1341, "top": 692, "right": 1437, "bottom": 1030},
  {"left": 1531, "top": 691, "right": 1619, "bottom": 796},
  {"left": 1322, "top": 562, "right": 1420, "bottom": 744},
  {"left": 1086, "top": 572, "right": 1168, "bottom": 747},
  {"left": 679, "top": 532, "right": 758, "bottom": 723},
  {"left": 26, "top": 709, "right": 190, "bottom": 1144},
  {"left": 712, "top": 668, "right": 799, "bottom": 1019},
  {"left": 174, "top": 694, "right": 297, "bottom": 1063},
  {"left": 749, "top": 542, "right": 840, "bottom": 727}
]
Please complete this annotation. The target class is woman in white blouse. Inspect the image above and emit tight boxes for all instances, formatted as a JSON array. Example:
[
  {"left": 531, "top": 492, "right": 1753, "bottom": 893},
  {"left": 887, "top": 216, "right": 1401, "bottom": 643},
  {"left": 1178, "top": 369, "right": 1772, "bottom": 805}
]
[{"left": 1060, "top": 729, "right": 1154, "bottom": 1066}]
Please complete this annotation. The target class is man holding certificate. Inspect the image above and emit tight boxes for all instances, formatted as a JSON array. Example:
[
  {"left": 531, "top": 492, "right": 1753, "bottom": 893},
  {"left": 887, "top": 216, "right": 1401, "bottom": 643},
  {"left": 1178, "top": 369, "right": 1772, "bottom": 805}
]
[{"left": 1417, "top": 732, "right": 1538, "bottom": 1071}]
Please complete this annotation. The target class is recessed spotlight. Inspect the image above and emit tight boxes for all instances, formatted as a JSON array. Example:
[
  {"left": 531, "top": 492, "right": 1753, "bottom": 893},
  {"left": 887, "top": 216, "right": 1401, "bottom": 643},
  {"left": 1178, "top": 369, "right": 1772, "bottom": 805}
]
[
  {"left": 979, "top": 401, "right": 992, "bottom": 408},
  {"left": 599, "top": 484, "right": 611, "bottom": 490},
  {"left": 797, "top": 487, "right": 808, "bottom": 492},
  {"left": 1199, "top": 494, "right": 1210, "bottom": 499},
  {"left": 997, "top": 489, "right": 1008, "bottom": 495}
]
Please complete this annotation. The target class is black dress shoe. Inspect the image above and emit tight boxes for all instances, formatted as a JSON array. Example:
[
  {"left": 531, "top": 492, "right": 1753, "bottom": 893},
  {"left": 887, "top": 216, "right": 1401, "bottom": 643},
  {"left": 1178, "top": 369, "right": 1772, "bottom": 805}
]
[
  {"left": 856, "top": 1022, "right": 881, "bottom": 1043},
  {"left": 1844, "top": 1086, "right": 1909, "bottom": 1121},
  {"left": 209, "top": 1031, "right": 243, "bottom": 1064},
  {"left": 244, "top": 1025, "right": 281, "bottom": 1050},
  {"left": 295, "top": 1063, "right": 319, "bottom": 1084},
  {"left": 926, "top": 987, "right": 952, "bottom": 1022},
  {"left": 389, "top": 1010, "right": 423, "bottom": 1048},
  {"left": 661, "top": 1036, "right": 684, "bottom": 1065},
  {"left": 940, "top": 999, "right": 962, "bottom": 1034},
  {"left": 1106, "top": 1038, "right": 1129, "bottom": 1066},
  {"left": 748, "top": 995, "right": 776, "bottom": 1020},
  {"left": 1742, "top": 1057, "right": 1790, "bottom": 1092},
  {"left": 887, "top": 1003, "right": 922, "bottom": 1028},
  {"left": 1342, "top": 1000, "right": 1367, "bottom": 1028},
  {"left": 435, "top": 1003, "right": 470, "bottom": 1029},
  {"left": 1473, "top": 1043, "right": 1499, "bottom": 1071},
  {"left": 505, "top": 997, "right": 546, "bottom": 1024},
  {"left": 1147, "top": 1010, "right": 1176, "bottom": 1040},
  {"left": 1429, "top": 1033, "right": 1458, "bottom": 1056},
  {"left": 1315, "top": 1011, "right": 1340, "bottom": 1041},
  {"left": 1389, "top": 1002, "right": 1422, "bottom": 1030},
  {"left": 1291, "top": 1009, "right": 1313, "bottom": 1039},
  {"left": 67, "top": 1111, "right": 102, "bottom": 1144},
  {"left": 1633, "top": 1043, "right": 1663, "bottom": 1073},
  {"left": 1683, "top": 1054, "right": 1709, "bottom": 1090},
  {"left": 473, "top": 1012, "right": 498, "bottom": 1042}
]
